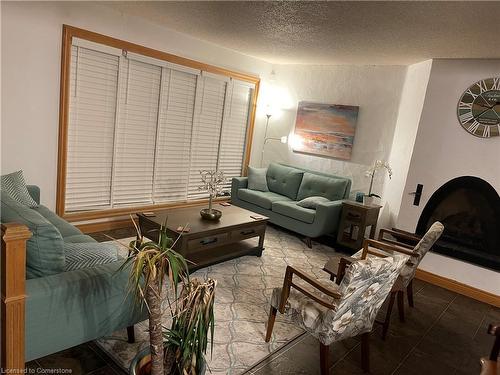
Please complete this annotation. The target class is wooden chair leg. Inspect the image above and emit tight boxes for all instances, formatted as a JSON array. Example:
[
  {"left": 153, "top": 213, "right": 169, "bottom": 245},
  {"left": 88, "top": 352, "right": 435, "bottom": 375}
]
[
  {"left": 265, "top": 306, "right": 277, "bottom": 342},
  {"left": 382, "top": 291, "right": 396, "bottom": 340},
  {"left": 320, "top": 342, "right": 330, "bottom": 375},
  {"left": 397, "top": 291, "right": 405, "bottom": 323},
  {"left": 361, "top": 332, "right": 370, "bottom": 373},
  {"left": 127, "top": 325, "right": 135, "bottom": 343},
  {"left": 407, "top": 280, "right": 414, "bottom": 308}
]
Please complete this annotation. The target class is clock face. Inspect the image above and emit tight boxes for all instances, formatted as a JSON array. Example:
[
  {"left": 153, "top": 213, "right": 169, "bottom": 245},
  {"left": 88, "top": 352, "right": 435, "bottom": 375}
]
[{"left": 457, "top": 77, "right": 500, "bottom": 138}]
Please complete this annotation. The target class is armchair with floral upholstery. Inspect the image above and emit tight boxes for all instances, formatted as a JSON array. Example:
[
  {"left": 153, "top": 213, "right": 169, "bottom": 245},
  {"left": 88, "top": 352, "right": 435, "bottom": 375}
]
[
  {"left": 265, "top": 252, "right": 408, "bottom": 374},
  {"left": 326, "top": 221, "right": 444, "bottom": 339}
]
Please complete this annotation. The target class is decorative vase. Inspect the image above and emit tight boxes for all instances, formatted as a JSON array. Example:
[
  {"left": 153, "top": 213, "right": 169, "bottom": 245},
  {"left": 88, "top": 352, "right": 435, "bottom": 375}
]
[{"left": 363, "top": 195, "right": 375, "bottom": 206}]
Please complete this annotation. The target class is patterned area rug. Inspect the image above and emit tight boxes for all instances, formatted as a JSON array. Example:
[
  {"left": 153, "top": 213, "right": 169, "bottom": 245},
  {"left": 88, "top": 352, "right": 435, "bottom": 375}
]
[{"left": 97, "top": 226, "right": 340, "bottom": 374}]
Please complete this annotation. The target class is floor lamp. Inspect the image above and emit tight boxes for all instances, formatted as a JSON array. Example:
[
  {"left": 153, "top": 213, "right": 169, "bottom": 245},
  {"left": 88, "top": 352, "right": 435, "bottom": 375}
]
[{"left": 260, "top": 113, "right": 287, "bottom": 167}]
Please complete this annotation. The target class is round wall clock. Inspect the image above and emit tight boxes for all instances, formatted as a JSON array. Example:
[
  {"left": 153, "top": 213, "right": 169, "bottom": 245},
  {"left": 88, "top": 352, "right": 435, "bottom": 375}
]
[{"left": 457, "top": 77, "right": 500, "bottom": 138}]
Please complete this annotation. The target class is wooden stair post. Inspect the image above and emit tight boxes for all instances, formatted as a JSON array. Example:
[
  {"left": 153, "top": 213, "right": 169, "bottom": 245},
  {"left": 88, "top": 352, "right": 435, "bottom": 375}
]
[{"left": 1, "top": 223, "right": 31, "bottom": 370}]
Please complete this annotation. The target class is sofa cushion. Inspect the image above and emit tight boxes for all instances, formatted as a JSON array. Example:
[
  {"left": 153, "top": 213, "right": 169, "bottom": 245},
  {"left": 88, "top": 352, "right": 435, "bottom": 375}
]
[
  {"left": 266, "top": 164, "right": 304, "bottom": 200},
  {"left": 247, "top": 167, "right": 269, "bottom": 192},
  {"left": 34, "top": 205, "right": 84, "bottom": 238},
  {"left": 297, "top": 196, "right": 330, "bottom": 209},
  {"left": 272, "top": 201, "right": 316, "bottom": 224},
  {"left": 238, "top": 188, "right": 291, "bottom": 210},
  {"left": 63, "top": 234, "right": 97, "bottom": 243},
  {"left": 1, "top": 191, "right": 65, "bottom": 278},
  {"left": 297, "top": 172, "right": 349, "bottom": 201},
  {"left": 64, "top": 242, "right": 119, "bottom": 272},
  {"left": 1, "top": 170, "right": 39, "bottom": 208}
]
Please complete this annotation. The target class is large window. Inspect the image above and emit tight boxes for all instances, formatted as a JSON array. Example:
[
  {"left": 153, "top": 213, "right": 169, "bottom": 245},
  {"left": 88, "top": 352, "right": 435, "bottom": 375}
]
[{"left": 58, "top": 26, "right": 258, "bottom": 219}]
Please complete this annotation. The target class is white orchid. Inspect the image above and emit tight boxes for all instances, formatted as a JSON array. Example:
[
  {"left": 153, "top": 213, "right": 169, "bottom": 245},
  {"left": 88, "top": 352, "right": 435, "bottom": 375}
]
[{"left": 365, "top": 160, "right": 393, "bottom": 198}]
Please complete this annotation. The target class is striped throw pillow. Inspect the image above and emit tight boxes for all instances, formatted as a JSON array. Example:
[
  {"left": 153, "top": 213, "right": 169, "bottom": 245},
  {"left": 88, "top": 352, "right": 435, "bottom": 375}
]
[
  {"left": 1, "top": 170, "right": 38, "bottom": 208},
  {"left": 64, "top": 242, "right": 119, "bottom": 272}
]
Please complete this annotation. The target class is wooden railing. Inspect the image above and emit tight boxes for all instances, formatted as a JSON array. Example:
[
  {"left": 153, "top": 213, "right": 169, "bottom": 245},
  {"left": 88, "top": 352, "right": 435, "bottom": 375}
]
[{"left": 1, "top": 223, "right": 31, "bottom": 371}]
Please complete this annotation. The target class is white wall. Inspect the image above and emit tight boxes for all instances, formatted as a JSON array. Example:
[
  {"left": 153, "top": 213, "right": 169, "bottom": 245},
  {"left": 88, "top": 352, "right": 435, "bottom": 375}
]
[
  {"left": 251, "top": 64, "right": 406, "bottom": 199},
  {"left": 379, "top": 60, "right": 433, "bottom": 229},
  {"left": 1, "top": 1, "right": 271, "bottom": 209},
  {"left": 396, "top": 59, "right": 500, "bottom": 295}
]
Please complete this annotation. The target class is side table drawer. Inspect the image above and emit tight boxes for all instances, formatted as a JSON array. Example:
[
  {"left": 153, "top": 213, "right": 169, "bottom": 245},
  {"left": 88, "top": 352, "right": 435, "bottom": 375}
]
[
  {"left": 231, "top": 225, "right": 265, "bottom": 241},
  {"left": 187, "top": 233, "right": 228, "bottom": 251}
]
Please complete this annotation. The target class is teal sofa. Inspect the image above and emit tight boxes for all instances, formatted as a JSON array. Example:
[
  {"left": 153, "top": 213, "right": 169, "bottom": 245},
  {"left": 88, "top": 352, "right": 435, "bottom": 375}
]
[
  {"left": 1, "top": 185, "right": 144, "bottom": 361},
  {"left": 231, "top": 163, "right": 351, "bottom": 243}
]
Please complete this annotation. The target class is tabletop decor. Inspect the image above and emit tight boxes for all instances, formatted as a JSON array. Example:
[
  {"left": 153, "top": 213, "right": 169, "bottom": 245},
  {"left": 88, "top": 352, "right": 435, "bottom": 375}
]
[
  {"left": 292, "top": 101, "right": 359, "bottom": 160},
  {"left": 364, "top": 160, "right": 392, "bottom": 205},
  {"left": 199, "top": 170, "right": 226, "bottom": 220}
]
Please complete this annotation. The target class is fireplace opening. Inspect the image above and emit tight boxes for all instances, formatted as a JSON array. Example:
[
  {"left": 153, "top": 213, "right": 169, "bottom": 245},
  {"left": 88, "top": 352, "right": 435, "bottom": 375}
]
[{"left": 416, "top": 176, "right": 500, "bottom": 271}]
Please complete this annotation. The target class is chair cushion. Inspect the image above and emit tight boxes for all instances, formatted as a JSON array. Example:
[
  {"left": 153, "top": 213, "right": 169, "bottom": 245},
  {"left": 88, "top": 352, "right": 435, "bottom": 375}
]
[
  {"left": 272, "top": 201, "right": 316, "bottom": 224},
  {"left": 266, "top": 163, "right": 304, "bottom": 200},
  {"left": 1, "top": 191, "right": 65, "bottom": 278},
  {"left": 247, "top": 167, "right": 269, "bottom": 192},
  {"left": 238, "top": 189, "right": 291, "bottom": 209},
  {"left": 34, "top": 205, "right": 83, "bottom": 238},
  {"left": 296, "top": 196, "right": 330, "bottom": 209},
  {"left": 1, "top": 170, "right": 38, "bottom": 208},
  {"left": 296, "top": 173, "right": 349, "bottom": 201},
  {"left": 64, "top": 242, "right": 119, "bottom": 272},
  {"left": 63, "top": 234, "right": 97, "bottom": 243}
]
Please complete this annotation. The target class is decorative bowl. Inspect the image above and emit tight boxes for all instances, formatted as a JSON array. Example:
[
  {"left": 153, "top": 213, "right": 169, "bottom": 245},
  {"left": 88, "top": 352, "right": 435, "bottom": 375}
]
[{"left": 200, "top": 208, "right": 222, "bottom": 221}]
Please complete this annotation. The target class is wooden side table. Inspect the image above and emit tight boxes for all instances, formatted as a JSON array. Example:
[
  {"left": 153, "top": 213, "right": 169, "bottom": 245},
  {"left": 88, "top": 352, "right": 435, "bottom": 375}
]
[{"left": 336, "top": 201, "right": 381, "bottom": 250}]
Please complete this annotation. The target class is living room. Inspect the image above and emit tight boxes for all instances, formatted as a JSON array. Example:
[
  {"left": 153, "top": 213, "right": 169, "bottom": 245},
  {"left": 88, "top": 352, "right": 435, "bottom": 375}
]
[{"left": 1, "top": 2, "right": 499, "bottom": 375}]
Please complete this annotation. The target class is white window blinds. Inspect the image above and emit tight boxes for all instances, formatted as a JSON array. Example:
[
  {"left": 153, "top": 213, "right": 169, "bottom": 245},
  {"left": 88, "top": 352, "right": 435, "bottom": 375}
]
[
  {"left": 154, "top": 69, "right": 197, "bottom": 203},
  {"left": 187, "top": 74, "right": 228, "bottom": 200},
  {"left": 65, "top": 38, "right": 255, "bottom": 213},
  {"left": 218, "top": 80, "right": 253, "bottom": 190},
  {"left": 113, "top": 58, "right": 161, "bottom": 206},
  {"left": 66, "top": 45, "right": 119, "bottom": 212}
]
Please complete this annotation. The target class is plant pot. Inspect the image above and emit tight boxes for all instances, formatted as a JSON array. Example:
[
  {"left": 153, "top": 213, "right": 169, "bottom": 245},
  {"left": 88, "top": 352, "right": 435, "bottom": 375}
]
[
  {"left": 200, "top": 208, "right": 222, "bottom": 221},
  {"left": 363, "top": 196, "right": 375, "bottom": 206},
  {"left": 129, "top": 346, "right": 206, "bottom": 375}
]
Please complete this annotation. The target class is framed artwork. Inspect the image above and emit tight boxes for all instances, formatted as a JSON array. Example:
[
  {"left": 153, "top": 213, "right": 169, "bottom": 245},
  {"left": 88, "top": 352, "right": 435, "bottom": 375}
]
[{"left": 292, "top": 101, "right": 359, "bottom": 160}]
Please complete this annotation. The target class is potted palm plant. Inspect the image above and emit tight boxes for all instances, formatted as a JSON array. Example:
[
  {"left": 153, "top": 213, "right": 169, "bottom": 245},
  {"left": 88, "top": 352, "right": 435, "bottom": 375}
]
[{"left": 124, "top": 219, "right": 216, "bottom": 375}]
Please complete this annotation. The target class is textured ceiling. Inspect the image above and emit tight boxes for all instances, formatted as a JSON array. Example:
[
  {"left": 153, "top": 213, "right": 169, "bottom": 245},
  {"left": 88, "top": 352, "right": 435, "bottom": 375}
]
[{"left": 106, "top": 1, "right": 500, "bottom": 65}]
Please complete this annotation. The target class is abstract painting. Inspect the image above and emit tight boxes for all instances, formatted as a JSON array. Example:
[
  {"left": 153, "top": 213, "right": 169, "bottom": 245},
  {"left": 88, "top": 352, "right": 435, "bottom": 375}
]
[{"left": 292, "top": 101, "right": 359, "bottom": 160}]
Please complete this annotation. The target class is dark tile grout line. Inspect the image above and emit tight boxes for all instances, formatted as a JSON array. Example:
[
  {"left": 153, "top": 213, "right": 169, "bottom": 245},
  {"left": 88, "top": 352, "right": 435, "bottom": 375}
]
[
  {"left": 472, "top": 312, "right": 487, "bottom": 340},
  {"left": 87, "top": 343, "right": 125, "bottom": 375},
  {"left": 390, "top": 293, "right": 458, "bottom": 375}
]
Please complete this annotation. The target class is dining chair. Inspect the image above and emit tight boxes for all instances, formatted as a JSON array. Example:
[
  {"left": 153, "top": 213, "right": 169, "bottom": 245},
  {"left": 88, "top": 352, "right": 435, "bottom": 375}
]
[{"left": 265, "top": 252, "right": 408, "bottom": 374}]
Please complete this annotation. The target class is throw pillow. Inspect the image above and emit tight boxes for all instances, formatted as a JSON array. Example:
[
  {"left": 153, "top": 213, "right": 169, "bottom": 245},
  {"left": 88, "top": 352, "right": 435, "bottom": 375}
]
[
  {"left": 296, "top": 196, "right": 330, "bottom": 209},
  {"left": 1, "top": 170, "right": 38, "bottom": 207},
  {"left": 247, "top": 167, "right": 269, "bottom": 192},
  {"left": 64, "top": 242, "right": 119, "bottom": 272}
]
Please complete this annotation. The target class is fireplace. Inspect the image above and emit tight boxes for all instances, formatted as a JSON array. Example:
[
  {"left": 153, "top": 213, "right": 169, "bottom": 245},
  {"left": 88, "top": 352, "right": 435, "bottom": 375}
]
[{"left": 416, "top": 176, "right": 500, "bottom": 271}]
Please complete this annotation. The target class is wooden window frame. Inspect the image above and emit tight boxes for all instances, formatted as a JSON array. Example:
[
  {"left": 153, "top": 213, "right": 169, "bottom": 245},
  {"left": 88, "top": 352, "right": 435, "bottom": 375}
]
[{"left": 57, "top": 25, "right": 259, "bottom": 222}]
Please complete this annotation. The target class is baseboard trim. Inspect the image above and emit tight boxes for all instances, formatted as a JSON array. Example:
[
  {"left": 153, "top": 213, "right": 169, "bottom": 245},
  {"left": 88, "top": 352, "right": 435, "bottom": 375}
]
[
  {"left": 415, "top": 269, "right": 500, "bottom": 308},
  {"left": 76, "top": 219, "right": 134, "bottom": 234}
]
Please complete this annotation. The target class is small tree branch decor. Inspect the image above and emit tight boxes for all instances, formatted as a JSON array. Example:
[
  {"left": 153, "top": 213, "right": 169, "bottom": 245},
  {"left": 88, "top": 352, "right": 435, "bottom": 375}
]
[
  {"left": 198, "top": 170, "right": 226, "bottom": 220},
  {"left": 365, "top": 160, "right": 393, "bottom": 199}
]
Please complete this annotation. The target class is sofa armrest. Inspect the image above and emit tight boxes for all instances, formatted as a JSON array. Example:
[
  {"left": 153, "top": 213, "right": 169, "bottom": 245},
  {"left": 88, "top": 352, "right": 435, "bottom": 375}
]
[
  {"left": 231, "top": 177, "right": 248, "bottom": 198},
  {"left": 314, "top": 200, "right": 344, "bottom": 234},
  {"left": 27, "top": 185, "right": 40, "bottom": 205}
]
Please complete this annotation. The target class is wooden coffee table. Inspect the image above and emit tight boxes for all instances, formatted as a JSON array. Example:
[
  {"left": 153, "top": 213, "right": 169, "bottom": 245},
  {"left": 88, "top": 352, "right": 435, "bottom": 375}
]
[{"left": 137, "top": 204, "right": 268, "bottom": 271}]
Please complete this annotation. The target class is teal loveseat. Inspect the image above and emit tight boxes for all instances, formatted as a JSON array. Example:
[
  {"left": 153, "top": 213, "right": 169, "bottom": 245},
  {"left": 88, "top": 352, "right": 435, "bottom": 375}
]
[
  {"left": 1, "top": 184, "right": 144, "bottom": 361},
  {"left": 231, "top": 163, "right": 351, "bottom": 244}
]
